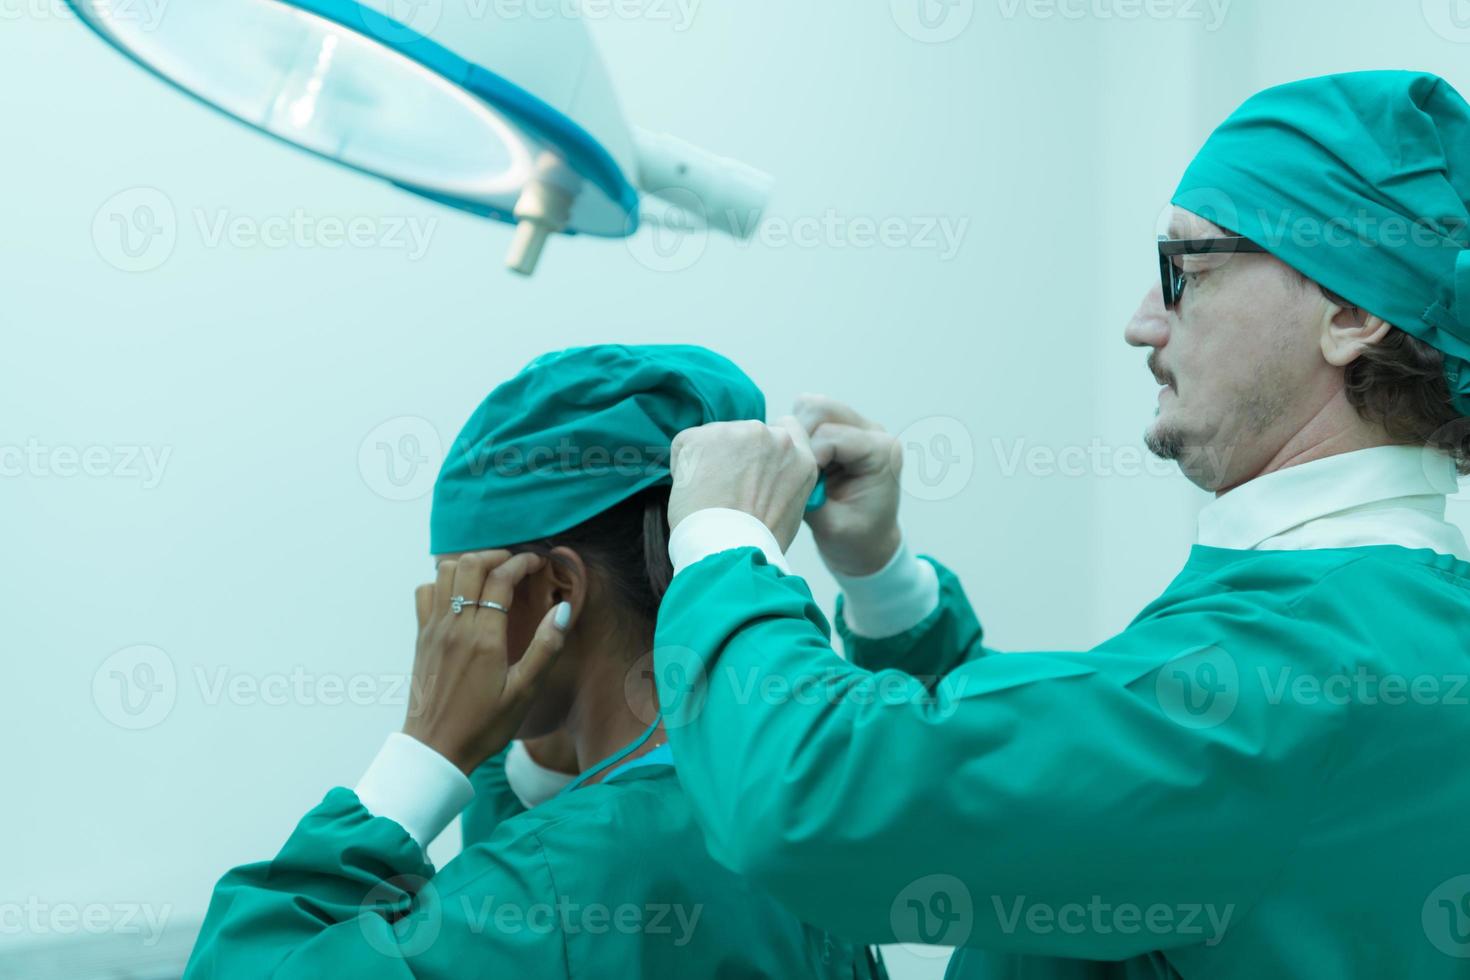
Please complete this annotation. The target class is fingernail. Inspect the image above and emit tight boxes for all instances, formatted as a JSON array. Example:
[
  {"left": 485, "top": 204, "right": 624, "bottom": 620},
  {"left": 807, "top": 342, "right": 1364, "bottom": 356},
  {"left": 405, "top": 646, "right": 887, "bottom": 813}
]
[{"left": 554, "top": 602, "right": 572, "bottom": 630}]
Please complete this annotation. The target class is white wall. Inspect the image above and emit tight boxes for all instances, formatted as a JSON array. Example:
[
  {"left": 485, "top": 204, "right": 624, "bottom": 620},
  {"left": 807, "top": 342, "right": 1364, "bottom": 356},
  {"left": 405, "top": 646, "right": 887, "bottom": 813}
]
[{"left": 2, "top": 1, "right": 1466, "bottom": 978}]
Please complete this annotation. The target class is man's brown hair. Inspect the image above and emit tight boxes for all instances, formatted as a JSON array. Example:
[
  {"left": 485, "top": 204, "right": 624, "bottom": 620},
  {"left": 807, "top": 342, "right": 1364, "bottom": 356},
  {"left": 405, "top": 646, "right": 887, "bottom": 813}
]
[{"left": 1317, "top": 283, "right": 1470, "bottom": 475}]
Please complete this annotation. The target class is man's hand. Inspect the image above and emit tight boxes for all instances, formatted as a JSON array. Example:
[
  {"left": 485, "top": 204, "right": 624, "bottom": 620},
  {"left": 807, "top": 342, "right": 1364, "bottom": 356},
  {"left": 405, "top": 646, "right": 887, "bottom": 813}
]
[
  {"left": 668, "top": 417, "right": 819, "bottom": 550},
  {"left": 793, "top": 394, "right": 904, "bottom": 576},
  {"left": 403, "top": 551, "right": 570, "bottom": 775}
]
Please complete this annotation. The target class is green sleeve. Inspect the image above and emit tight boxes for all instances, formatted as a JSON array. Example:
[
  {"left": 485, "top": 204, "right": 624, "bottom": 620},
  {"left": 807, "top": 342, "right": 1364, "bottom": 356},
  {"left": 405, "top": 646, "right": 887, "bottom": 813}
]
[
  {"left": 183, "top": 788, "right": 565, "bottom": 979},
  {"left": 653, "top": 548, "right": 1344, "bottom": 960},
  {"left": 834, "top": 555, "right": 999, "bottom": 682},
  {"left": 462, "top": 748, "right": 527, "bottom": 847}
]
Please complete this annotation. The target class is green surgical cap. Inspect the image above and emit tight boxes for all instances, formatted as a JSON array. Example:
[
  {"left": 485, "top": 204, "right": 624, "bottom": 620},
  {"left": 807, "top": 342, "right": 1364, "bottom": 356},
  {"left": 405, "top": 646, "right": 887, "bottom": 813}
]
[
  {"left": 430, "top": 344, "right": 765, "bottom": 554},
  {"left": 1173, "top": 70, "right": 1470, "bottom": 415}
]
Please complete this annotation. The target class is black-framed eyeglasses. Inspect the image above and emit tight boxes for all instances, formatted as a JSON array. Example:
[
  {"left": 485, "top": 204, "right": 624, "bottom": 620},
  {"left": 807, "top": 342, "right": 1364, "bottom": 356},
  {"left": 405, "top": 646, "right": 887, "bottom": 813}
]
[{"left": 1158, "top": 236, "right": 1268, "bottom": 310}]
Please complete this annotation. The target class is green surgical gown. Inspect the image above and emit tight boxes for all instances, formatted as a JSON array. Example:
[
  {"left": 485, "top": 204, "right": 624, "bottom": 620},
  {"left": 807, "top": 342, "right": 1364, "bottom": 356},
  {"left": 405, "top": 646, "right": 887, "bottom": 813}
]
[
  {"left": 183, "top": 746, "right": 888, "bottom": 978},
  {"left": 652, "top": 544, "right": 1470, "bottom": 978}
]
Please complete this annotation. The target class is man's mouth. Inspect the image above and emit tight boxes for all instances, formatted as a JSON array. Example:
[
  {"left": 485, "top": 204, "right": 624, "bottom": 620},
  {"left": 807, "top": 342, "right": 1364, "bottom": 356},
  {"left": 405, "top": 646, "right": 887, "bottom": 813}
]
[{"left": 1148, "top": 356, "right": 1176, "bottom": 393}]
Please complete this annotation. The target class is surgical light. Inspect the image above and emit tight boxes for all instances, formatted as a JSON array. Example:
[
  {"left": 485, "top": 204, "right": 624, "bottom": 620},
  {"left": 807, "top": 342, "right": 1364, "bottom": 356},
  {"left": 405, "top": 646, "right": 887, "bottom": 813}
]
[{"left": 66, "top": 0, "right": 772, "bottom": 274}]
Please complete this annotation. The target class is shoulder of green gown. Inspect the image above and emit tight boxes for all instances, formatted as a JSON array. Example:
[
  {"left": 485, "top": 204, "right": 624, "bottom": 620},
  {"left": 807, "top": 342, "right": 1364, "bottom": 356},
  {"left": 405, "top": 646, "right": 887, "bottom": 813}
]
[{"left": 1155, "top": 543, "right": 1470, "bottom": 609}]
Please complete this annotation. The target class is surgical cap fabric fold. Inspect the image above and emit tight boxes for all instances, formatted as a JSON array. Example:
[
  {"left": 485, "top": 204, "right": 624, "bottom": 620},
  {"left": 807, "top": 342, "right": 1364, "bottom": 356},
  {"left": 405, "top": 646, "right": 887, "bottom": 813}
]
[
  {"left": 1172, "top": 70, "right": 1470, "bottom": 415},
  {"left": 430, "top": 344, "right": 766, "bottom": 554}
]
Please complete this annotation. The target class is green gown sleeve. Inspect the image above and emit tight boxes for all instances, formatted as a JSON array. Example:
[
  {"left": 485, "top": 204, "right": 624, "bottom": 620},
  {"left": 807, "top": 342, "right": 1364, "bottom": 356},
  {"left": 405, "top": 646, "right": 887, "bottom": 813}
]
[
  {"left": 183, "top": 787, "right": 565, "bottom": 979},
  {"left": 653, "top": 548, "right": 1344, "bottom": 960},
  {"left": 461, "top": 747, "right": 526, "bottom": 846},
  {"left": 834, "top": 555, "right": 1000, "bottom": 683}
]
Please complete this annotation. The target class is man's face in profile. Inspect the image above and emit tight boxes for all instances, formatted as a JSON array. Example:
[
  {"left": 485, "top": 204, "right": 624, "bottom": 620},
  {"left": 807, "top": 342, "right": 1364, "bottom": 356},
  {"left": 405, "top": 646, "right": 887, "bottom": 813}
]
[{"left": 1126, "top": 207, "right": 1335, "bottom": 491}]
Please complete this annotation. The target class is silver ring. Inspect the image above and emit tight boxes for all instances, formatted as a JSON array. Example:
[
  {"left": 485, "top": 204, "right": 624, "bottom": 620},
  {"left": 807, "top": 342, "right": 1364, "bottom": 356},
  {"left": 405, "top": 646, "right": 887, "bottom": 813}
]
[
  {"left": 478, "top": 600, "right": 509, "bottom": 614},
  {"left": 450, "top": 595, "right": 471, "bottom": 615}
]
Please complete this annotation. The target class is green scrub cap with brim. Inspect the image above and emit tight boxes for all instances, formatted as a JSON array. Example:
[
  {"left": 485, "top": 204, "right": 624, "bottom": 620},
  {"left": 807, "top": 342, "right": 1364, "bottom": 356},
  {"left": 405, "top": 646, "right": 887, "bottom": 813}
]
[
  {"left": 430, "top": 344, "right": 766, "bottom": 555},
  {"left": 1172, "top": 70, "right": 1470, "bottom": 416}
]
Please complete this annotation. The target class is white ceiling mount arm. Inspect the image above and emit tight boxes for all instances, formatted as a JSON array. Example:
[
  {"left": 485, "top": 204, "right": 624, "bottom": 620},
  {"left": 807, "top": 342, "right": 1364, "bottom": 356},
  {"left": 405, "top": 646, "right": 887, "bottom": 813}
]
[{"left": 633, "top": 128, "right": 773, "bottom": 241}]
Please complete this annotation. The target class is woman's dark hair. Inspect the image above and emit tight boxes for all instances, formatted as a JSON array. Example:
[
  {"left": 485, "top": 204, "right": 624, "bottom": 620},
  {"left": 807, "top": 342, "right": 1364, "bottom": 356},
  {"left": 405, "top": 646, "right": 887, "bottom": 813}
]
[{"left": 506, "top": 484, "right": 674, "bottom": 631}]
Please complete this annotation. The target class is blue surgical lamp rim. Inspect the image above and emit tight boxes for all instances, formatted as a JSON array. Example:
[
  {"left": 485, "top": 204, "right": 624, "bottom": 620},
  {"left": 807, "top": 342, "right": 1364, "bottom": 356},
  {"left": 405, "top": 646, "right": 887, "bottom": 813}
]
[{"left": 64, "top": 0, "right": 641, "bottom": 238}]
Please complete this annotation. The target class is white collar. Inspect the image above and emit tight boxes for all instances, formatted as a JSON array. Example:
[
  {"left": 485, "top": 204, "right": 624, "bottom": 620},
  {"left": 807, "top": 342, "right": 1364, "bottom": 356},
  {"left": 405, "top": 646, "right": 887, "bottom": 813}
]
[{"left": 1196, "top": 445, "right": 1463, "bottom": 551}]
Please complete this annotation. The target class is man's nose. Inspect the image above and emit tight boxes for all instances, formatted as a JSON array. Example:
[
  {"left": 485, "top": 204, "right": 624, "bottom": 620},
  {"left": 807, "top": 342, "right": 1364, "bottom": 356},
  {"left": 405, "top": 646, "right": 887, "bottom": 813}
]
[{"left": 1124, "top": 283, "right": 1170, "bottom": 349}]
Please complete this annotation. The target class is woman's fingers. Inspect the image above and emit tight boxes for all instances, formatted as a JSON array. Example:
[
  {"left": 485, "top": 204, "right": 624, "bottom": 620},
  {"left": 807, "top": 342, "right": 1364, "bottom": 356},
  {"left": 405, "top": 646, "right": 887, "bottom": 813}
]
[
  {"left": 414, "top": 583, "right": 434, "bottom": 632},
  {"left": 431, "top": 557, "right": 458, "bottom": 620},
  {"left": 478, "top": 551, "right": 547, "bottom": 610},
  {"left": 505, "top": 602, "right": 571, "bottom": 703},
  {"left": 450, "top": 552, "right": 498, "bottom": 615}
]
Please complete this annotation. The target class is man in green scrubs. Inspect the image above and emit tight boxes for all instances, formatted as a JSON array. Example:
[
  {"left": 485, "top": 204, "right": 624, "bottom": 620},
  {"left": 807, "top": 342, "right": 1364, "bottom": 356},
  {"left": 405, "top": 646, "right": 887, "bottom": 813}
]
[
  {"left": 182, "top": 345, "right": 885, "bottom": 979},
  {"left": 654, "top": 71, "right": 1470, "bottom": 978}
]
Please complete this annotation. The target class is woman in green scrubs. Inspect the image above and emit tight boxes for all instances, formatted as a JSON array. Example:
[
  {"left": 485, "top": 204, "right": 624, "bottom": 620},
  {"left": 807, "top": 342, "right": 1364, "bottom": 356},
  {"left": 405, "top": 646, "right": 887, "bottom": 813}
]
[{"left": 182, "top": 344, "right": 886, "bottom": 980}]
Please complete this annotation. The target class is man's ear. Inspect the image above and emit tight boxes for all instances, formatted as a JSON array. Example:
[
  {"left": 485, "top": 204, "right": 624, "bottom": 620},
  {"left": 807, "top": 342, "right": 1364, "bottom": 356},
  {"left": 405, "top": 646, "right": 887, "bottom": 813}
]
[{"left": 1320, "top": 302, "right": 1392, "bottom": 368}]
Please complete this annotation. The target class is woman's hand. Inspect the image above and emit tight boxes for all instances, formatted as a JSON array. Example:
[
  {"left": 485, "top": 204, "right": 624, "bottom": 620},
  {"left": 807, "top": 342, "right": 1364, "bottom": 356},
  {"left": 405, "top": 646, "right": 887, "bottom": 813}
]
[{"left": 402, "top": 550, "right": 571, "bottom": 775}]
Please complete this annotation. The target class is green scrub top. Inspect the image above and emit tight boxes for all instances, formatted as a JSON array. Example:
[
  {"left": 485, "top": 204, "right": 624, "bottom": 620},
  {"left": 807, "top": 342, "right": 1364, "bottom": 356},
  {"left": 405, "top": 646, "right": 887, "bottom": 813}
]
[
  {"left": 183, "top": 742, "right": 888, "bottom": 978},
  {"left": 652, "top": 544, "right": 1470, "bottom": 978}
]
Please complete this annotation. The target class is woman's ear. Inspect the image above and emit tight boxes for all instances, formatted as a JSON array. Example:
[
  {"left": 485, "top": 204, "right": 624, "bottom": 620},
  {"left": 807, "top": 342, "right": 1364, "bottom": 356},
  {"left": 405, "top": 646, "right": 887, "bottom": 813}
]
[
  {"left": 1321, "top": 303, "right": 1392, "bottom": 368},
  {"left": 542, "top": 546, "right": 588, "bottom": 626}
]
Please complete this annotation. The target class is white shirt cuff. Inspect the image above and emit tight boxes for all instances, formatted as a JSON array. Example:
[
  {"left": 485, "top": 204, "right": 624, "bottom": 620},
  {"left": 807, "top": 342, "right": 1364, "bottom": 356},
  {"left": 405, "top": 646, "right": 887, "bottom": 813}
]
[
  {"left": 353, "top": 732, "right": 474, "bottom": 850},
  {"left": 668, "top": 507, "right": 792, "bottom": 576},
  {"left": 504, "top": 740, "right": 576, "bottom": 808},
  {"left": 830, "top": 536, "right": 940, "bottom": 639}
]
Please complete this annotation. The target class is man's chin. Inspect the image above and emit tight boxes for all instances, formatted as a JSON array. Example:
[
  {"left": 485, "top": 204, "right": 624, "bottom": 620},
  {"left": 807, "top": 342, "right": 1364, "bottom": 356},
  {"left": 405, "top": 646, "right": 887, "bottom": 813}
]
[
  {"left": 1144, "top": 416, "right": 1187, "bottom": 461},
  {"left": 1145, "top": 417, "right": 1234, "bottom": 489}
]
